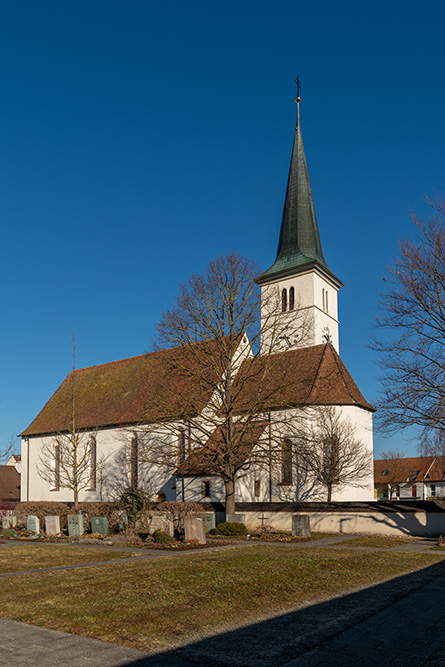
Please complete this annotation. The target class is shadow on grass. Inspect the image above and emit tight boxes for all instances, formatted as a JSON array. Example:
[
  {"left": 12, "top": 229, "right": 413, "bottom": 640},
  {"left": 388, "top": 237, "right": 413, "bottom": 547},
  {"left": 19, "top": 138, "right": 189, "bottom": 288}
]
[{"left": 123, "top": 558, "right": 445, "bottom": 667}]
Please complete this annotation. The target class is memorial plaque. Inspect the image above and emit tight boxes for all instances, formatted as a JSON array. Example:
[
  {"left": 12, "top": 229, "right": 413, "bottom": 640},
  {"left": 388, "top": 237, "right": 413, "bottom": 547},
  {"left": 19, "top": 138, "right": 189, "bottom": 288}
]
[
  {"left": 45, "top": 515, "right": 61, "bottom": 535},
  {"left": 204, "top": 511, "right": 216, "bottom": 533},
  {"left": 150, "top": 515, "right": 174, "bottom": 537},
  {"left": 184, "top": 517, "right": 206, "bottom": 544},
  {"left": 91, "top": 516, "right": 108, "bottom": 536},
  {"left": 2, "top": 515, "right": 17, "bottom": 529},
  {"left": 226, "top": 513, "right": 246, "bottom": 525},
  {"left": 27, "top": 515, "right": 40, "bottom": 533},
  {"left": 68, "top": 514, "right": 84, "bottom": 537},
  {"left": 292, "top": 514, "right": 311, "bottom": 537}
]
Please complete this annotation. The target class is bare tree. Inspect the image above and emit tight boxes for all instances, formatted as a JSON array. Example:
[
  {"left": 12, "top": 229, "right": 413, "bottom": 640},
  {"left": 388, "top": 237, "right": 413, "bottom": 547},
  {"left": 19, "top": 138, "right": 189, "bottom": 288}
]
[
  {"left": 378, "top": 450, "right": 406, "bottom": 500},
  {"left": 0, "top": 436, "right": 16, "bottom": 463},
  {"left": 371, "top": 194, "right": 445, "bottom": 441},
  {"left": 137, "top": 253, "right": 311, "bottom": 515},
  {"left": 297, "top": 406, "right": 372, "bottom": 502},
  {"left": 38, "top": 337, "right": 100, "bottom": 508}
]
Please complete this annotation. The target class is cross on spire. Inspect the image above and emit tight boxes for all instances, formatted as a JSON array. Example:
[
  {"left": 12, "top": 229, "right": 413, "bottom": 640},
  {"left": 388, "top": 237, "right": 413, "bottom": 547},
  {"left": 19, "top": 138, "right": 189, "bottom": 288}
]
[{"left": 295, "top": 75, "right": 301, "bottom": 101}]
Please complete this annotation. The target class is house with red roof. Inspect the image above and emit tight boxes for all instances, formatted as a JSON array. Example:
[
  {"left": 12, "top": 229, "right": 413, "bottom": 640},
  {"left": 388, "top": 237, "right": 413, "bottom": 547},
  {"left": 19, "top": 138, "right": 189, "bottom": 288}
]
[
  {"left": 20, "top": 97, "right": 375, "bottom": 506},
  {"left": 374, "top": 456, "right": 445, "bottom": 500}
]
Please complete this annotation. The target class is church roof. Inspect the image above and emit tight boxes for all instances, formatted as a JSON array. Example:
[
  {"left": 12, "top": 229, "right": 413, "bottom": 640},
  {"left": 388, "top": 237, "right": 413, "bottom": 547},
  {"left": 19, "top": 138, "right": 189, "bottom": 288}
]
[
  {"left": 257, "top": 100, "right": 341, "bottom": 286},
  {"left": 21, "top": 341, "right": 373, "bottom": 438},
  {"left": 176, "top": 421, "right": 269, "bottom": 477},
  {"left": 0, "top": 465, "right": 21, "bottom": 501},
  {"left": 235, "top": 343, "right": 374, "bottom": 413},
  {"left": 20, "top": 338, "right": 233, "bottom": 437}
]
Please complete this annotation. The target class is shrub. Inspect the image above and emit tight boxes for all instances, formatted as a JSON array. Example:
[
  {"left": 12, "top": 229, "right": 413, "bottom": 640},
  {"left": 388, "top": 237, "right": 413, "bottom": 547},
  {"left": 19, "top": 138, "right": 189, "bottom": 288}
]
[
  {"left": 153, "top": 529, "right": 176, "bottom": 545},
  {"left": 1, "top": 528, "right": 18, "bottom": 538},
  {"left": 211, "top": 522, "right": 247, "bottom": 536}
]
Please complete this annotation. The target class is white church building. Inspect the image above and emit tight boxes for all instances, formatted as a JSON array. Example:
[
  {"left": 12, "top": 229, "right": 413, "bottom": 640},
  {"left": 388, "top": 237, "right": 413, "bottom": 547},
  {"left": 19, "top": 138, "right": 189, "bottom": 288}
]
[{"left": 20, "top": 99, "right": 375, "bottom": 506}]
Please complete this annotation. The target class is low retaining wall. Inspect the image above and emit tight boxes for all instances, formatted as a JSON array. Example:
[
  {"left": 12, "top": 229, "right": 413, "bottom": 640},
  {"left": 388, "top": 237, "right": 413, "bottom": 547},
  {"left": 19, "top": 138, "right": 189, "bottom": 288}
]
[{"left": 223, "top": 501, "right": 445, "bottom": 537}]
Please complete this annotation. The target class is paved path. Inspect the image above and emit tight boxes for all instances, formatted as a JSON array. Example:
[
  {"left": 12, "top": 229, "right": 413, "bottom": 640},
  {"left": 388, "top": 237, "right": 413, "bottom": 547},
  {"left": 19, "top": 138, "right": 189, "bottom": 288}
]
[{"left": 283, "top": 570, "right": 445, "bottom": 666}]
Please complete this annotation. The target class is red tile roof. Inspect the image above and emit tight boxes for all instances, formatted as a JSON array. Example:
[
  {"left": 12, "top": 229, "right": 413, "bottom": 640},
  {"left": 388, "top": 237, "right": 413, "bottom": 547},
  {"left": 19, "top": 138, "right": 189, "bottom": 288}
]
[
  {"left": 21, "top": 342, "right": 373, "bottom": 437},
  {"left": 234, "top": 343, "right": 374, "bottom": 413},
  {"left": 374, "top": 456, "right": 445, "bottom": 484},
  {"left": 0, "top": 465, "right": 20, "bottom": 501},
  {"left": 176, "top": 421, "right": 269, "bottom": 476}
]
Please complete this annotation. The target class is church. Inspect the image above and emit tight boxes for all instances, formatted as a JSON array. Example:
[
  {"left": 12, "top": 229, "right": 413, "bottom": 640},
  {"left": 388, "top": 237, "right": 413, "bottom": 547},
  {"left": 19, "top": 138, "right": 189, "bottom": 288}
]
[{"left": 20, "top": 97, "right": 375, "bottom": 507}]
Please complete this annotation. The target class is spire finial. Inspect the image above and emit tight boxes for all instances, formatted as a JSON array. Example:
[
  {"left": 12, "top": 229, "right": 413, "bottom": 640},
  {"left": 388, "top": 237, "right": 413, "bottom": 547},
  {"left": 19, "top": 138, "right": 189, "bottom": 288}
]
[{"left": 294, "top": 75, "right": 301, "bottom": 125}]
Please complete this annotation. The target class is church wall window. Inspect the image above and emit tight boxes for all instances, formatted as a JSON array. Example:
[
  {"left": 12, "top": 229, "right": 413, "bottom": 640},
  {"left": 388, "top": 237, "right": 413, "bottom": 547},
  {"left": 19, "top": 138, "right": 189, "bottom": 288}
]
[
  {"left": 289, "top": 286, "right": 295, "bottom": 311},
  {"left": 89, "top": 436, "right": 97, "bottom": 490},
  {"left": 325, "top": 290, "right": 329, "bottom": 314},
  {"left": 130, "top": 433, "right": 138, "bottom": 489},
  {"left": 202, "top": 480, "right": 211, "bottom": 498},
  {"left": 322, "top": 288, "right": 325, "bottom": 312},
  {"left": 254, "top": 479, "right": 261, "bottom": 497},
  {"left": 281, "top": 288, "right": 287, "bottom": 312},
  {"left": 53, "top": 443, "right": 60, "bottom": 491},
  {"left": 178, "top": 429, "right": 186, "bottom": 464},
  {"left": 280, "top": 439, "right": 293, "bottom": 484}
]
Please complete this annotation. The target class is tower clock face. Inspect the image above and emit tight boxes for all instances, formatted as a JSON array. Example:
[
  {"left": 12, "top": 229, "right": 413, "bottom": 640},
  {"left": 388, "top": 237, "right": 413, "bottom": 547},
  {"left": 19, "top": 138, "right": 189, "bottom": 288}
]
[{"left": 322, "top": 326, "right": 332, "bottom": 344}]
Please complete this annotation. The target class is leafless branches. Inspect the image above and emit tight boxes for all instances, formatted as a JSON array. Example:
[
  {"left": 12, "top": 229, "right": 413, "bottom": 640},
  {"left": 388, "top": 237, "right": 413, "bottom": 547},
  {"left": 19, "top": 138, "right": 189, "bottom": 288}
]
[
  {"left": 378, "top": 450, "right": 406, "bottom": 500},
  {"left": 297, "top": 406, "right": 372, "bottom": 502},
  {"left": 371, "top": 194, "right": 445, "bottom": 439},
  {"left": 138, "top": 253, "right": 311, "bottom": 513}
]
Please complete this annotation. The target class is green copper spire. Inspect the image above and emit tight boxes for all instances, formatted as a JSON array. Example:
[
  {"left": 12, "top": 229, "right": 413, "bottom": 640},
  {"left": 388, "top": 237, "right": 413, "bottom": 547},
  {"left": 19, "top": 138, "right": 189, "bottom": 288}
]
[{"left": 258, "top": 96, "right": 335, "bottom": 283}]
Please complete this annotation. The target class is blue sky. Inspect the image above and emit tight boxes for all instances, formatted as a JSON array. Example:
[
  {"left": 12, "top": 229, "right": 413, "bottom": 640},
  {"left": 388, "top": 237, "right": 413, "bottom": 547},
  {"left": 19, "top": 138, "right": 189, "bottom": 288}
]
[{"left": 1, "top": 1, "right": 444, "bottom": 457}]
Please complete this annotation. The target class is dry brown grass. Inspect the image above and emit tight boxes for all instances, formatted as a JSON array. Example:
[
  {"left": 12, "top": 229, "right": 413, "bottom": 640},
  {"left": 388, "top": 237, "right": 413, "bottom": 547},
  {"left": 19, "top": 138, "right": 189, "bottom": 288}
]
[
  {"left": 0, "top": 544, "right": 441, "bottom": 653},
  {"left": 0, "top": 544, "right": 135, "bottom": 573},
  {"left": 336, "top": 535, "right": 422, "bottom": 549}
]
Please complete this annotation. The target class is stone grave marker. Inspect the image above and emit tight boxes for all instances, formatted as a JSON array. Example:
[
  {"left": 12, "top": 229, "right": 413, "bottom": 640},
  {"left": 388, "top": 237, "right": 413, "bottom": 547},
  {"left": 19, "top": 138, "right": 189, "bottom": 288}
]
[
  {"left": 68, "top": 515, "right": 84, "bottom": 537},
  {"left": 45, "top": 515, "right": 61, "bottom": 535},
  {"left": 226, "top": 513, "right": 246, "bottom": 525},
  {"left": 204, "top": 511, "right": 216, "bottom": 533},
  {"left": 91, "top": 516, "right": 108, "bottom": 536},
  {"left": 2, "top": 515, "right": 17, "bottom": 530},
  {"left": 150, "top": 514, "right": 174, "bottom": 537},
  {"left": 27, "top": 515, "right": 40, "bottom": 533},
  {"left": 184, "top": 517, "right": 206, "bottom": 544},
  {"left": 292, "top": 514, "right": 310, "bottom": 537},
  {"left": 118, "top": 511, "right": 128, "bottom": 530}
]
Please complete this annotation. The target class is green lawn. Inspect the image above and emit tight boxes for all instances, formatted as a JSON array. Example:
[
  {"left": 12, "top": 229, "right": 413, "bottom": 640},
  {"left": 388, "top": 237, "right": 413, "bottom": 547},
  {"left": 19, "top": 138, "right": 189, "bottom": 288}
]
[
  {"left": 0, "top": 544, "right": 136, "bottom": 572},
  {"left": 0, "top": 544, "right": 442, "bottom": 654}
]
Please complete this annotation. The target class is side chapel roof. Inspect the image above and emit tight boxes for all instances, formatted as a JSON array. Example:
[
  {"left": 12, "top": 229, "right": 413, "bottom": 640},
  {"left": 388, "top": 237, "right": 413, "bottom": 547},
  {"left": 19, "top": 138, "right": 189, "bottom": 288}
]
[
  {"left": 21, "top": 341, "right": 373, "bottom": 438},
  {"left": 0, "top": 465, "right": 21, "bottom": 501},
  {"left": 176, "top": 421, "right": 269, "bottom": 477}
]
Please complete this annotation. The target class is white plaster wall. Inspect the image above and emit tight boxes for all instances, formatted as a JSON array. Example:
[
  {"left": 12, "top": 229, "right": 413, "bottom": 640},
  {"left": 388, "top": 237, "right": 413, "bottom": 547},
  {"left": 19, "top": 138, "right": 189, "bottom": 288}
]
[
  {"left": 21, "top": 426, "right": 177, "bottom": 503},
  {"left": 261, "top": 269, "right": 340, "bottom": 353}
]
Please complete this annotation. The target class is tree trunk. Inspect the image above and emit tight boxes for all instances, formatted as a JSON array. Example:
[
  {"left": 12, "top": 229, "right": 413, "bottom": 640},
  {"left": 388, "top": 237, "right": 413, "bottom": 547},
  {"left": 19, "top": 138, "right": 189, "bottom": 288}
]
[
  {"left": 327, "top": 486, "right": 332, "bottom": 503},
  {"left": 225, "top": 479, "right": 236, "bottom": 517},
  {"left": 74, "top": 487, "right": 79, "bottom": 509}
]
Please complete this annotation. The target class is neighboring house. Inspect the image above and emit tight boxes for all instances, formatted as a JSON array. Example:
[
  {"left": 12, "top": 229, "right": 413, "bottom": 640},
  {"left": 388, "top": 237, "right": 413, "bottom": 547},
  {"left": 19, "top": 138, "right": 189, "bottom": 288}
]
[
  {"left": 374, "top": 456, "right": 445, "bottom": 500},
  {"left": 0, "top": 465, "right": 21, "bottom": 502},
  {"left": 6, "top": 454, "right": 21, "bottom": 475},
  {"left": 20, "top": 98, "right": 375, "bottom": 505}
]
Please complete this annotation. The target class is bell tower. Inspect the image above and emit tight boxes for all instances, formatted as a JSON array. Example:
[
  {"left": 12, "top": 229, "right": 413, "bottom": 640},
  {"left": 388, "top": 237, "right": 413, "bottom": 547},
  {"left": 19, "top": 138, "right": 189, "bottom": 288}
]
[{"left": 256, "top": 89, "right": 343, "bottom": 354}]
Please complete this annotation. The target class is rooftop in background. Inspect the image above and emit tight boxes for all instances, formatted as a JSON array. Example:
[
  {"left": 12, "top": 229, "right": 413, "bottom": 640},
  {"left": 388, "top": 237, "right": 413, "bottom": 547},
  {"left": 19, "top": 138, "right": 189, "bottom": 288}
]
[
  {"left": 374, "top": 456, "right": 445, "bottom": 484},
  {"left": 0, "top": 465, "right": 21, "bottom": 501}
]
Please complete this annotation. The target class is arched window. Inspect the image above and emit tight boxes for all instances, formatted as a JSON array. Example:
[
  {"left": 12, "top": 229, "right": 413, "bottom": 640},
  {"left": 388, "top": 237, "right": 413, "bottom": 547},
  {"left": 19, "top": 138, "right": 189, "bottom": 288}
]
[
  {"left": 322, "top": 288, "right": 325, "bottom": 312},
  {"left": 89, "top": 436, "right": 97, "bottom": 490},
  {"left": 130, "top": 433, "right": 138, "bottom": 489},
  {"left": 54, "top": 443, "right": 60, "bottom": 491},
  {"left": 325, "top": 290, "right": 329, "bottom": 314},
  {"left": 178, "top": 429, "right": 186, "bottom": 463},
  {"left": 201, "top": 480, "right": 211, "bottom": 498},
  {"left": 281, "top": 288, "right": 287, "bottom": 312},
  {"left": 281, "top": 439, "right": 293, "bottom": 484},
  {"left": 289, "top": 286, "right": 295, "bottom": 311}
]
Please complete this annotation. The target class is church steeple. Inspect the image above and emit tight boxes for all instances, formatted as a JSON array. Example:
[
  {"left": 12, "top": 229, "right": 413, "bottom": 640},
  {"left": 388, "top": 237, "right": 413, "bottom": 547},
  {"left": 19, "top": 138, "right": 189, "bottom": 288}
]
[
  {"left": 257, "top": 95, "right": 338, "bottom": 285},
  {"left": 257, "top": 90, "right": 343, "bottom": 354}
]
